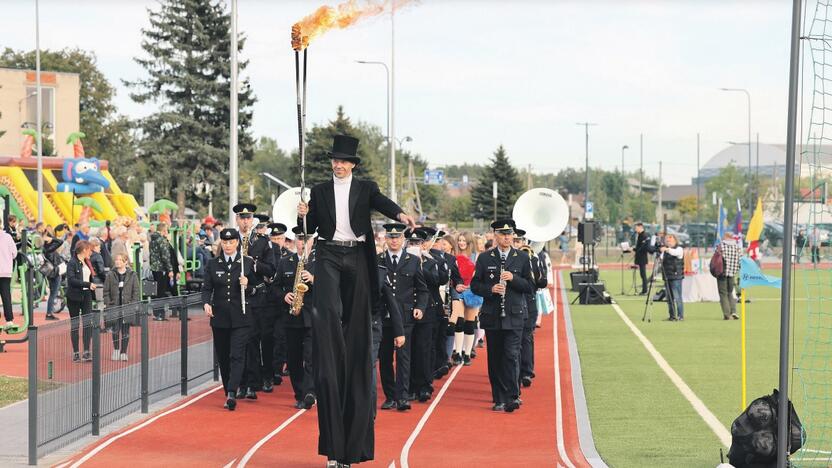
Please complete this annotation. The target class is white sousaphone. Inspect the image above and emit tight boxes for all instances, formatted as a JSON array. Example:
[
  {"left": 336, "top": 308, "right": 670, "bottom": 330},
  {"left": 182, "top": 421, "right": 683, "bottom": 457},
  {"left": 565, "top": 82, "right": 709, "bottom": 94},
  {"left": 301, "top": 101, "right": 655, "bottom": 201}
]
[
  {"left": 512, "top": 188, "right": 569, "bottom": 252},
  {"left": 272, "top": 186, "right": 311, "bottom": 240}
]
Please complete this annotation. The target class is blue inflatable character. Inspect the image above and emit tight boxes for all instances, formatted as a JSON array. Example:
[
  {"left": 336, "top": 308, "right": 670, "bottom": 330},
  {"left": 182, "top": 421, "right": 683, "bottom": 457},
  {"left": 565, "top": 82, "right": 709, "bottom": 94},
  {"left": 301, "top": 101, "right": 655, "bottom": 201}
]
[{"left": 56, "top": 157, "right": 110, "bottom": 194}]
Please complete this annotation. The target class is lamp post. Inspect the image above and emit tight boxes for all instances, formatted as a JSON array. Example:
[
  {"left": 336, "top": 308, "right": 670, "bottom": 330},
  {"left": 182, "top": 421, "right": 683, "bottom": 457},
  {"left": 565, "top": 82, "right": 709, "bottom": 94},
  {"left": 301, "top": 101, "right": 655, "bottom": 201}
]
[
  {"left": 621, "top": 144, "right": 629, "bottom": 173},
  {"left": 720, "top": 87, "right": 752, "bottom": 211},
  {"left": 35, "top": 0, "right": 43, "bottom": 223},
  {"left": 229, "top": 0, "right": 238, "bottom": 225},
  {"left": 576, "top": 122, "right": 598, "bottom": 219},
  {"left": 356, "top": 60, "right": 395, "bottom": 203}
]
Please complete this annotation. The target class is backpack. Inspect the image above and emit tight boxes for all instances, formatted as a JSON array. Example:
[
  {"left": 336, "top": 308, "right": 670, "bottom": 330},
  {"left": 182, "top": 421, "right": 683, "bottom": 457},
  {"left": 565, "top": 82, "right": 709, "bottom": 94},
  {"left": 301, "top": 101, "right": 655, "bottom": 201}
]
[{"left": 710, "top": 247, "right": 724, "bottom": 278}]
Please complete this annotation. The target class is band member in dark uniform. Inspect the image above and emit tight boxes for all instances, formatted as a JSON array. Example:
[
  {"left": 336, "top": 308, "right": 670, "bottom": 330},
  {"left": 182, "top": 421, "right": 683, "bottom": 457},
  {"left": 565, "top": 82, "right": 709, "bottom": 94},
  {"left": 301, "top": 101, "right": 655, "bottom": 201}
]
[
  {"left": 278, "top": 226, "right": 317, "bottom": 409},
  {"left": 254, "top": 214, "right": 270, "bottom": 236},
  {"left": 634, "top": 222, "right": 650, "bottom": 295},
  {"left": 513, "top": 230, "right": 547, "bottom": 388},
  {"left": 371, "top": 262, "right": 405, "bottom": 417},
  {"left": 420, "top": 228, "right": 461, "bottom": 380},
  {"left": 233, "top": 203, "right": 276, "bottom": 400},
  {"left": 470, "top": 219, "right": 534, "bottom": 413},
  {"left": 259, "top": 222, "right": 287, "bottom": 392},
  {"left": 202, "top": 228, "right": 255, "bottom": 410},
  {"left": 377, "top": 224, "right": 428, "bottom": 411},
  {"left": 296, "top": 135, "right": 415, "bottom": 467},
  {"left": 408, "top": 228, "right": 446, "bottom": 402}
]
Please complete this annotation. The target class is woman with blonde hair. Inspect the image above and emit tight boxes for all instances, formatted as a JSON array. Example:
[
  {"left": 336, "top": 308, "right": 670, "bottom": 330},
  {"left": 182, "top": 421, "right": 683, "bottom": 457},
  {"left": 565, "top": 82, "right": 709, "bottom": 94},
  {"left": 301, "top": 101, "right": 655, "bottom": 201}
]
[{"left": 451, "top": 232, "right": 481, "bottom": 366}]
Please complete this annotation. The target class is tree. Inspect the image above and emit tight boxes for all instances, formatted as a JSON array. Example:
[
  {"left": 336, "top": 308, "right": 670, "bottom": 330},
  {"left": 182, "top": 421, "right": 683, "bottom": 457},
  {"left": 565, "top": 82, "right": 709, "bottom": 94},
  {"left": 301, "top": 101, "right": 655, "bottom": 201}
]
[
  {"left": 553, "top": 167, "right": 586, "bottom": 195},
  {"left": 470, "top": 145, "right": 523, "bottom": 220},
  {"left": 676, "top": 196, "right": 699, "bottom": 222},
  {"left": 240, "top": 137, "right": 296, "bottom": 211},
  {"left": 0, "top": 47, "right": 135, "bottom": 167},
  {"left": 439, "top": 193, "right": 471, "bottom": 228},
  {"left": 704, "top": 164, "right": 748, "bottom": 220},
  {"left": 127, "top": 0, "right": 256, "bottom": 215},
  {"left": 299, "top": 106, "right": 373, "bottom": 187}
]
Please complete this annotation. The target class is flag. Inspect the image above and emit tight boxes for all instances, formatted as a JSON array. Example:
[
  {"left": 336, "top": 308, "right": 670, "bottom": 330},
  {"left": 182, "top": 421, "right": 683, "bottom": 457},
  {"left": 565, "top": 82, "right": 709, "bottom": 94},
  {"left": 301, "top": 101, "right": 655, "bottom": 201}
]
[
  {"left": 714, "top": 199, "right": 726, "bottom": 247},
  {"left": 733, "top": 199, "right": 743, "bottom": 250},
  {"left": 739, "top": 257, "right": 782, "bottom": 289},
  {"left": 745, "top": 198, "right": 764, "bottom": 260}
]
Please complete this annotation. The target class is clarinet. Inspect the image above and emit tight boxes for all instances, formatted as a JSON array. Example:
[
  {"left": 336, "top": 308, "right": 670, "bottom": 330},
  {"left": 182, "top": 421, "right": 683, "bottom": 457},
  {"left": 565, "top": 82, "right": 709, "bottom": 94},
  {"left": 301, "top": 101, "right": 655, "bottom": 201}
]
[{"left": 499, "top": 256, "right": 507, "bottom": 318}]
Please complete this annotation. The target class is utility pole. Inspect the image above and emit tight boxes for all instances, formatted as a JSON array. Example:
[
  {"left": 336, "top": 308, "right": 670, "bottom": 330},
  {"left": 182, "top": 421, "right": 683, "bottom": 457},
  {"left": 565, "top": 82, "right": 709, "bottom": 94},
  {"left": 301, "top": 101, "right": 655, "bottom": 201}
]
[
  {"left": 696, "top": 133, "right": 701, "bottom": 226},
  {"left": 390, "top": 5, "right": 397, "bottom": 203},
  {"left": 657, "top": 161, "right": 663, "bottom": 228},
  {"left": 229, "top": 0, "right": 239, "bottom": 225},
  {"left": 576, "top": 122, "right": 598, "bottom": 213},
  {"left": 639, "top": 133, "right": 644, "bottom": 198},
  {"left": 527, "top": 163, "right": 532, "bottom": 190}
]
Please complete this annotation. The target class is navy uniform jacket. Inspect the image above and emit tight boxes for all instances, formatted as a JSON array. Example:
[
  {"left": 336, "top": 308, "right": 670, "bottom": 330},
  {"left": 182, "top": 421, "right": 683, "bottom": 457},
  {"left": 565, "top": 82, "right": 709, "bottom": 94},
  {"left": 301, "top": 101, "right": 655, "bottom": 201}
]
[
  {"left": 470, "top": 247, "right": 535, "bottom": 331},
  {"left": 373, "top": 264, "right": 405, "bottom": 338},
  {"left": 377, "top": 251, "right": 429, "bottom": 327},
  {"left": 525, "top": 254, "right": 548, "bottom": 316},
  {"left": 422, "top": 250, "right": 450, "bottom": 321},
  {"left": 276, "top": 250, "right": 316, "bottom": 329},
  {"left": 237, "top": 232, "right": 275, "bottom": 307},
  {"left": 201, "top": 253, "right": 256, "bottom": 329},
  {"left": 266, "top": 242, "right": 290, "bottom": 302}
]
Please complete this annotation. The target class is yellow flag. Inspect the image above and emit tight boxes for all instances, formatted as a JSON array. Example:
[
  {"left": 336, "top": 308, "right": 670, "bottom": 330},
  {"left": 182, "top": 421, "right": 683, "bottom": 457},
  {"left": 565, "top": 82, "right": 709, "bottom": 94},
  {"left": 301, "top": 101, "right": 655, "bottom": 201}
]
[{"left": 746, "top": 198, "right": 764, "bottom": 242}]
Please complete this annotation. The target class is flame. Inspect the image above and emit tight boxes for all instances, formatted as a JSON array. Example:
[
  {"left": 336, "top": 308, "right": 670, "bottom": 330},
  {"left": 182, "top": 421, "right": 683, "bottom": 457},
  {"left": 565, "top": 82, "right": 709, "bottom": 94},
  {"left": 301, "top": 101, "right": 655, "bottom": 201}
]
[{"left": 291, "top": 0, "right": 412, "bottom": 50}]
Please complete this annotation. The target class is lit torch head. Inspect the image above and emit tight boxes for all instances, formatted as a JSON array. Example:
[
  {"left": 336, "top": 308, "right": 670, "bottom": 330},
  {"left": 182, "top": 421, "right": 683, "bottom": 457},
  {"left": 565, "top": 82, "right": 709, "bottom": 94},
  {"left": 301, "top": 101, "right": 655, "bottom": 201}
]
[
  {"left": 291, "top": 1, "right": 410, "bottom": 51},
  {"left": 291, "top": 24, "right": 308, "bottom": 51}
]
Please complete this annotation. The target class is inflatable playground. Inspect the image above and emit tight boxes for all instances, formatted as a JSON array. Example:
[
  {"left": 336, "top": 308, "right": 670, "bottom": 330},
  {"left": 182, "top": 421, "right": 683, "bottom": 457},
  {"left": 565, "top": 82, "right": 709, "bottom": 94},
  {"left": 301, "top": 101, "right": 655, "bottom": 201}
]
[{"left": 0, "top": 130, "right": 140, "bottom": 227}]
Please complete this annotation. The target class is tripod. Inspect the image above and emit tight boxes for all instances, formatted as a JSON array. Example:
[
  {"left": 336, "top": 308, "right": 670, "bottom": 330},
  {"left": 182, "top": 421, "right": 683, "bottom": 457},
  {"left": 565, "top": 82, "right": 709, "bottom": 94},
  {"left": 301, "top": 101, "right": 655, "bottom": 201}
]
[{"left": 641, "top": 253, "right": 678, "bottom": 322}]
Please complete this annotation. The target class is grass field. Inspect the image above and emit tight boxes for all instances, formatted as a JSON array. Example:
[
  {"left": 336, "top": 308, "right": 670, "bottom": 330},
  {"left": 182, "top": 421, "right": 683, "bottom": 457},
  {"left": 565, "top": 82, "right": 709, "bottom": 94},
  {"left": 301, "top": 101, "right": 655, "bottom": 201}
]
[
  {"left": 570, "top": 266, "right": 832, "bottom": 467},
  {"left": 0, "top": 375, "right": 28, "bottom": 408}
]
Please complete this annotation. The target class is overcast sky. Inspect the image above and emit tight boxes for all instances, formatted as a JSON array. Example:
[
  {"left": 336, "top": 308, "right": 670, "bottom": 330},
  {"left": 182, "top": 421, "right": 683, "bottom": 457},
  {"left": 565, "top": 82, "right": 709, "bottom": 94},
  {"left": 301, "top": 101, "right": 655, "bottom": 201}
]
[{"left": 2, "top": 0, "right": 802, "bottom": 185}]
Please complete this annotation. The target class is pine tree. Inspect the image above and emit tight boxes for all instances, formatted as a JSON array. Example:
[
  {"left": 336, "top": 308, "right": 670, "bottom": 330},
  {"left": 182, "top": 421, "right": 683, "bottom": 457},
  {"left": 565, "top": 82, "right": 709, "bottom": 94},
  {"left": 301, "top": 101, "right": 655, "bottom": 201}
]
[
  {"left": 470, "top": 145, "right": 523, "bottom": 221},
  {"left": 297, "top": 106, "right": 373, "bottom": 187},
  {"left": 127, "top": 0, "right": 255, "bottom": 215}
]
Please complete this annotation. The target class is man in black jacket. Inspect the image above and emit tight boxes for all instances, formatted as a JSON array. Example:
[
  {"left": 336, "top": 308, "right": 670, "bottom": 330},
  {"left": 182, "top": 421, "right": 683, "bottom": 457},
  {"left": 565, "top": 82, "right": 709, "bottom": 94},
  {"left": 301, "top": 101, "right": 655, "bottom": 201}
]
[
  {"left": 296, "top": 135, "right": 415, "bottom": 466},
  {"left": 513, "top": 230, "right": 548, "bottom": 388},
  {"left": 634, "top": 222, "right": 650, "bottom": 295},
  {"left": 263, "top": 222, "right": 289, "bottom": 391},
  {"left": 470, "top": 219, "right": 534, "bottom": 413}
]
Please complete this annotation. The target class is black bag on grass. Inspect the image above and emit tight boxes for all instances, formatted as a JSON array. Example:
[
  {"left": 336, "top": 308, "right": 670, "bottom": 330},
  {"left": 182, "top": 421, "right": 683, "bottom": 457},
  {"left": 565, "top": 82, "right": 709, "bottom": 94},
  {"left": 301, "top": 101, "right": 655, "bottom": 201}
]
[{"left": 727, "top": 389, "right": 804, "bottom": 468}]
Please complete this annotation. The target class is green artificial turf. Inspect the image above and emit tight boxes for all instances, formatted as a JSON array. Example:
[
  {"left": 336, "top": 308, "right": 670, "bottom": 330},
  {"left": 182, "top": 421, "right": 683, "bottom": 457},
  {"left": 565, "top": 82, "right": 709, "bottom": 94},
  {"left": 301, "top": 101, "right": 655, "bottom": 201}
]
[{"left": 570, "top": 266, "right": 832, "bottom": 467}]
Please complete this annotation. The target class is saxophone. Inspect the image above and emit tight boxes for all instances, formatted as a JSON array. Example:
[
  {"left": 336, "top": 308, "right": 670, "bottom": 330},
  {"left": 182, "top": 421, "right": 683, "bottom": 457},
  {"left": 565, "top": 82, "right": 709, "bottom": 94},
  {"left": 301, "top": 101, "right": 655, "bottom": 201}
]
[{"left": 290, "top": 256, "right": 309, "bottom": 316}]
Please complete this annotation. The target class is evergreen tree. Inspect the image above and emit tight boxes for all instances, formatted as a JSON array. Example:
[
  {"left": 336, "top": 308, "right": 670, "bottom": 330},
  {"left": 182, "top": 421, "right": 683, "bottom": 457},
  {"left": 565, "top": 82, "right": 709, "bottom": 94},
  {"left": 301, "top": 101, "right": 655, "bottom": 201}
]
[
  {"left": 470, "top": 145, "right": 523, "bottom": 220},
  {"left": 127, "top": 0, "right": 255, "bottom": 215},
  {"left": 298, "top": 106, "right": 372, "bottom": 187}
]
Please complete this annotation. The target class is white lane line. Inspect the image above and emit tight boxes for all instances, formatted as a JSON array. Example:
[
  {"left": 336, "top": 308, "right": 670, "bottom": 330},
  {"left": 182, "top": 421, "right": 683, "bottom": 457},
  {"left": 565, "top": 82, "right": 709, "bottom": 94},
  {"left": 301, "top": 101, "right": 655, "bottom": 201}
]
[
  {"left": 400, "top": 364, "right": 464, "bottom": 468},
  {"left": 68, "top": 385, "right": 223, "bottom": 467},
  {"left": 388, "top": 461, "right": 396, "bottom": 468},
  {"left": 222, "top": 458, "right": 237, "bottom": 468},
  {"left": 554, "top": 281, "right": 576, "bottom": 468},
  {"left": 236, "top": 409, "right": 306, "bottom": 468},
  {"left": 610, "top": 302, "right": 732, "bottom": 447}
]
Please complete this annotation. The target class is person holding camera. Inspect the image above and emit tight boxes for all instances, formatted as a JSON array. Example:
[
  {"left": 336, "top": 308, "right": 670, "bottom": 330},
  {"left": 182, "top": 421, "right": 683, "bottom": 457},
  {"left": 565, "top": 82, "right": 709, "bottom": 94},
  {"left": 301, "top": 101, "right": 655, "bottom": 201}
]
[{"left": 659, "top": 234, "right": 685, "bottom": 321}]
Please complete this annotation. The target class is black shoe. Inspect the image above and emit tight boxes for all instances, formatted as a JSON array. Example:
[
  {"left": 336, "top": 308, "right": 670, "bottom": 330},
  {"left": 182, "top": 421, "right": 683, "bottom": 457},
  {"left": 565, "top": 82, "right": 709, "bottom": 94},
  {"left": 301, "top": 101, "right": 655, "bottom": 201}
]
[
  {"left": 530, "top": 372, "right": 536, "bottom": 379},
  {"left": 477, "top": 339, "right": 484, "bottom": 348},
  {"left": 433, "top": 365, "right": 449, "bottom": 380},
  {"left": 462, "top": 353, "right": 472, "bottom": 366},
  {"left": 664, "top": 317, "right": 677, "bottom": 322},
  {"left": 45, "top": 314, "right": 58, "bottom": 321},
  {"left": 72, "top": 352, "right": 81, "bottom": 362},
  {"left": 295, "top": 400, "right": 304, "bottom": 409},
  {"left": 274, "top": 374, "right": 283, "bottom": 386},
  {"left": 225, "top": 392, "right": 236, "bottom": 411},
  {"left": 505, "top": 399, "right": 520, "bottom": 413},
  {"left": 262, "top": 380, "right": 274, "bottom": 393},
  {"left": 470, "top": 349, "right": 477, "bottom": 359},
  {"left": 418, "top": 391, "right": 430, "bottom": 403},
  {"left": 302, "top": 393, "right": 316, "bottom": 409},
  {"left": 381, "top": 399, "right": 397, "bottom": 410},
  {"left": 82, "top": 350, "right": 92, "bottom": 362},
  {"left": 396, "top": 399, "right": 411, "bottom": 411},
  {"left": 492, "top": 403, "right": 505, "bottom": 412},
  {"left": 405, "top": 392, "right": 416, "bottom": 402},
  {"left": 245, "top": 388, "right": 257, "bottom": 400},
  {"left": 521, "top": 376, "right": 532, "bottom": 388},
  {"left": 236, "top": 388, "right": 246, "bottom": 399},
  {"left": 451, "top": 352, "right": 462, "bottom": 366}
]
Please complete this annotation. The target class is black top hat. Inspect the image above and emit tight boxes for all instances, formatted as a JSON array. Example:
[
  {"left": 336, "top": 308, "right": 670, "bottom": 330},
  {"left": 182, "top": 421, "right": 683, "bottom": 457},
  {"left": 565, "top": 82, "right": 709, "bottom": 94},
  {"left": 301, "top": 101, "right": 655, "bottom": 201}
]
[
  {"left": 254, "top": 214, "right": 270, "bottom": 224},
  {"left": 327, "top": 135, "right": 360, "bottom": 164},
  {"left": 220, "top": 228, "right": 240, "bottom": 241},
  {"left": 233, "top": 203, "right": 257, "bottom": 218},
  {"left": 268, "top": 223, "right": 287, "bottom": 236},
  {"left": 291, "top": 225, "right": 311, "bottom": 239},
  {"left": 490, "top": 219, "right": 516, "bottom": 233},
  {"left": 405, "top": 228, "right": 428, "bottom": 242},
  {"left": 383, "top": 223, "right": 406, "bottom": 237}
]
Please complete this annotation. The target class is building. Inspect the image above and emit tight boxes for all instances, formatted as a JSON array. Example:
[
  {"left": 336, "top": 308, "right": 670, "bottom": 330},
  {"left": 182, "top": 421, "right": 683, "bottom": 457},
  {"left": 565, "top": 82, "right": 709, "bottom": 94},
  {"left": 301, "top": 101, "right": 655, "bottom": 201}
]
[
  {"left": 695, "top": 142, "right": 832, "bottom": 184},
  {"left": 0, "top": 68, "right": 80, "bottom": 157}
]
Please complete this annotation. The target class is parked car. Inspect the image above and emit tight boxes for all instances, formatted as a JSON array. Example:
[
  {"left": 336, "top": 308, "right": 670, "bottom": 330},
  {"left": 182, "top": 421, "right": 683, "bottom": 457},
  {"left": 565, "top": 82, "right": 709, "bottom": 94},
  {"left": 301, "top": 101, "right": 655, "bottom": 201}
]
[{"left": 681, "top": 223, "right": 717, "bottom": 247}]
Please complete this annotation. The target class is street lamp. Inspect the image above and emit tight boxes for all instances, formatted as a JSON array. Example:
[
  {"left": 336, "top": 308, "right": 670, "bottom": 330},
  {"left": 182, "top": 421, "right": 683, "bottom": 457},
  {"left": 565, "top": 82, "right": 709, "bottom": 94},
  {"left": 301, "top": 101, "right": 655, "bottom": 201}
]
[
  {"left": 621, "top": 145, "right": 629, "bottom": 173},
  {"left": 720, "top": 87, "right": 752, "bottom": 211},
  {"left": 356, "top": 59, "right": 396, "bottom": 203},
  {"left": 576, "top": 122, "right": 598, "bottom": 218},
  {"left": 394, "top": 135, "right": 412, "bottom": 150}
]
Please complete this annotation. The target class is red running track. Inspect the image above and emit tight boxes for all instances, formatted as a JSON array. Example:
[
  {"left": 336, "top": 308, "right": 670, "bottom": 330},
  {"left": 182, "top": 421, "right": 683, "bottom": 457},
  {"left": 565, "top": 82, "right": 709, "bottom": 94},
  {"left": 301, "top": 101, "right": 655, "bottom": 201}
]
[{"left": 54, "top": 273, "right": 595, "bottom": 467}]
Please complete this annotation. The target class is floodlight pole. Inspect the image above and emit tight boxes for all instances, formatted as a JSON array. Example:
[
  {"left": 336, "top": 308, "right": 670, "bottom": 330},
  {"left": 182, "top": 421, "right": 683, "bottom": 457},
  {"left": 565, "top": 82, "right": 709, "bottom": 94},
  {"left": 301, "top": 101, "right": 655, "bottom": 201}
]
[{"left": 777, "top": 0, "right": 802, "bottom": 466}]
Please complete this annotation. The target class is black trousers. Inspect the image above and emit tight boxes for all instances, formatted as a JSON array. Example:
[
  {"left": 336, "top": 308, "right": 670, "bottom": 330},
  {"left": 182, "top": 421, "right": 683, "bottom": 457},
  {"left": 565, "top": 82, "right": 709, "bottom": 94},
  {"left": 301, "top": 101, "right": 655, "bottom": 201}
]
[
  {"left": 311, "top": 243, "right": 374, "bottom": 464},
  {"left": 485, "top": 328, "right": 523, "bottom": 405},
  {"left": 638, "top": 262, "right": 648, "bottom": 293},
  {"left": 212, "top": 326, "right": 250, "bottom": 393},
  {"left": 242, "top": 305, "right": 266, "bottom": 389},
  {"left": 520, "top": 310, "right": 538, "bottom": 379},
  {"left": 432, "top": 315, "right": 449, "bottom": 373},
  {"left": 286, "top": 326, "right": 314, "bottom": 402},
  {"left": 370, "top": 316, "right": 383, "bottom": 418},
  {"left": 410, "top": 320, "right": 435, "bottom": 395},
  {"left": 258, "top": 305, "right": 281, "bottom": 381},
  {"left": 379, "top": 323, "right": 414, "bottom": 401},
  {"left": 0, "top": 277, "right": 13, "bottom": 322},
  {"left": 151, "top": 271, "right": 170, "bottom": 319},
  {"left": 67, "top": 293, "right": 93, "bottom": 354}
]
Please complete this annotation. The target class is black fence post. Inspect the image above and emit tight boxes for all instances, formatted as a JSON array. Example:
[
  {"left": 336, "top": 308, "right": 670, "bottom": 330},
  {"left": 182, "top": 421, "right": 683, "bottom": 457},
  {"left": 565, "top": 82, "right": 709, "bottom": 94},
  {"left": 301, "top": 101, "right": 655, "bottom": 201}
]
[
  {"left": 140, "top": 301, "right": 149, "bottom": 414},
  {"left": 28, "top": 325, "right": 38, "bottom": 466},
  {"left": 180, "top": 296, "right": 188, "bottom": 396},
  {"left": 91, "top": 313, "right": 101, "bottom": 436}
]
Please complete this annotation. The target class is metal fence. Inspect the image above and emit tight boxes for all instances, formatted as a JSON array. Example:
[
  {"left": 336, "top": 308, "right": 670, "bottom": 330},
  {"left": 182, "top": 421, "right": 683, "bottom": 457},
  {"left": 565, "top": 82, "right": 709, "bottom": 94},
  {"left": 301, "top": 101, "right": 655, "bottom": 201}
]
[{"left": 27, "top": 293, "right": 216, "bottom": 465}]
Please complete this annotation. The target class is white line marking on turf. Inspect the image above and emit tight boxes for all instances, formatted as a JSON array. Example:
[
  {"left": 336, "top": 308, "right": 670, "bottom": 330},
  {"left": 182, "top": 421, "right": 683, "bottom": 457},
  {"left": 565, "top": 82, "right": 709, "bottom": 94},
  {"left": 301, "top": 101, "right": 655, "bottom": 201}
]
[
  {"left": 68, "top": 385, "right": 223, "bottom": 467},
  {"left": 610, "top": 302, "right": 732, "bottom": 447},
  {"left": 400, "top": 363, "right": 464, "bottom": 468},
  {"left": 236, "top": 409, "right": 306, "bottom": 468},
  {"left": 554, "top": 288, "right": 576, "bottom": 468}
]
